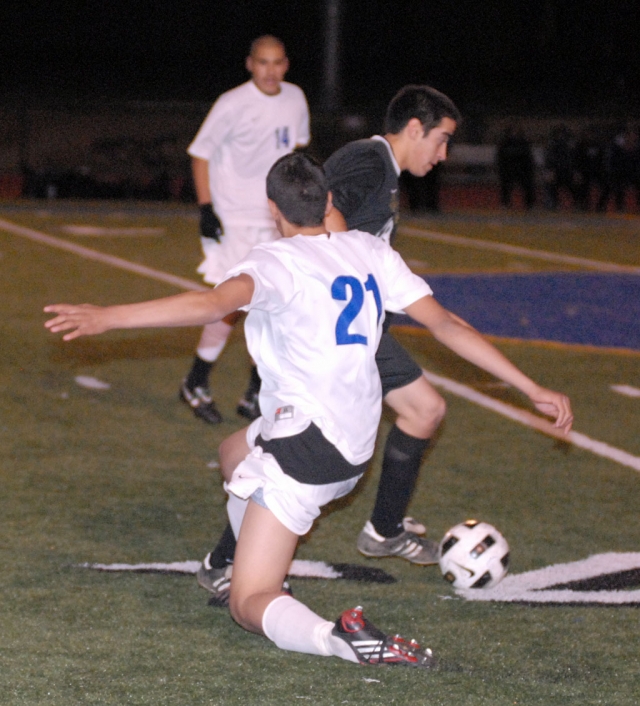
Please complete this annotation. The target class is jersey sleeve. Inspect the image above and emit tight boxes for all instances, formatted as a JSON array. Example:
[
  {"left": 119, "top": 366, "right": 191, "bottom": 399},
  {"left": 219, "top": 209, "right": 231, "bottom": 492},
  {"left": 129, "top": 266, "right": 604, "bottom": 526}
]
[
  {"left": 324, "top": 147, "right": 386, "bottom": 221},
  {"left": 187, "top": 94, "right": 235, "bottom": 160},
  {"left": 221, "top": 246, "right": 295, "bottom": 313},
  {"left": 295, "top": 91, "right": 311, "bottom": 148},
  {"left": 376, "top": 240, "right": 433, "bottom": 313}
]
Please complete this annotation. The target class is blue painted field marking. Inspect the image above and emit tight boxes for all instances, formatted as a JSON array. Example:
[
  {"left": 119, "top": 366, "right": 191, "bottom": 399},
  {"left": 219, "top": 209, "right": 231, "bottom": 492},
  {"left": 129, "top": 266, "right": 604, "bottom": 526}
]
[{"left": 395, "top": 272, "right": 640, "bottom": 351}]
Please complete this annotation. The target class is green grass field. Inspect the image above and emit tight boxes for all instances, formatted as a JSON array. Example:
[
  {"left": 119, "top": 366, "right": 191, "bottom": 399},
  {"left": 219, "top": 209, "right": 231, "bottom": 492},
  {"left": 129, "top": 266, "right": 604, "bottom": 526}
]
[{"left": 1, "top": 202, "right": 639, "bottom": 705}]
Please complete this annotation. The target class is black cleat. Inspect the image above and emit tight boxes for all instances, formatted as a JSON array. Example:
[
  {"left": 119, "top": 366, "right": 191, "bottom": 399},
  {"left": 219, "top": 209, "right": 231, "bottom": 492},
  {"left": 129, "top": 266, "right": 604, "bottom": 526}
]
[
  {"left": 179, "top": 381, "right": 223, "bottom": 424},
  {"left": 236, "top": 392, "right": 260, "bottom": 421},
  {"left": 332, "top": 606, "right": 436, "bottom": 668}
]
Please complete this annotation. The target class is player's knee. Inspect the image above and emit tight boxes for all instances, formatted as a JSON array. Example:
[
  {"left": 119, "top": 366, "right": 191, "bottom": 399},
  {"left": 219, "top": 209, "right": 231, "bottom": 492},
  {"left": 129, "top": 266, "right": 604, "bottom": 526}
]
[
  {"left": 410, "top": 392, "right": 446, "bottom": 436},
  {"left": 229, "top": 592, "right": 253, "bottom": 631},
  {"left": 426, "top": 392, "right": 447, "bottom": 426},
  {"left": 229, "top": 591, "right": 271, "bottom": 635}
]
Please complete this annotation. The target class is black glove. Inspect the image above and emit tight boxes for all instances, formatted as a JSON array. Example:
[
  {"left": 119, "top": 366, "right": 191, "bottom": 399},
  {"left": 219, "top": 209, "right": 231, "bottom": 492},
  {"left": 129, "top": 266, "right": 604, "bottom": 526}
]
[{"left": 199, "top": 203, "right": 223, "bottom": 242}]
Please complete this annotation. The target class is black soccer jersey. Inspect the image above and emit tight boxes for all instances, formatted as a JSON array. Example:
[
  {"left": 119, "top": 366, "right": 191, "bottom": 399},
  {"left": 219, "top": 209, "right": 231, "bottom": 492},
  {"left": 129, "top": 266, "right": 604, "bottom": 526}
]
[{"left": 324, "top": 137, "right": 400, "bottom": 245}]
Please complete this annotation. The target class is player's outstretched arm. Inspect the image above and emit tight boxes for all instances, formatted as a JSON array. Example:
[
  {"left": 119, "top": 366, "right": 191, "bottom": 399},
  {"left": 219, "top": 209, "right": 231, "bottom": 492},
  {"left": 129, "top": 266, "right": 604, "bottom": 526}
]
[
  {"left": 404, "top": 295, "right": 574, "bottom": 434},
  {"left": 44, "top": 274, "right": 254, "bottom": 342}
]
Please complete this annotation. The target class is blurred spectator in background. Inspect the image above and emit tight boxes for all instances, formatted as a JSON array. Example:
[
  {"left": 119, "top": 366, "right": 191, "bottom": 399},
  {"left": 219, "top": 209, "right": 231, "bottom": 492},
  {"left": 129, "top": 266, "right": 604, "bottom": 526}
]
[
  {"left": 573, "top": 127, "right": 606, "bottom": 211},
  {"left": 598, "top": 124, "right": 639, "bottom": 213},
  {"left": 496, "top": 125, "right": 536, "bottom": 209},
  {"left": 543, "top": 125, "right": 576, "bottom": 210}
]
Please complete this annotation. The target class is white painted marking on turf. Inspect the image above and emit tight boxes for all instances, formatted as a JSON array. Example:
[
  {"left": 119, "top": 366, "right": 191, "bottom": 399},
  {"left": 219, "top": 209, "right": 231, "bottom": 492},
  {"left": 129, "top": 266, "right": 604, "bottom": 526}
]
[
  {"left": 423, "top": 369, "right": 640, "bottom": 473},
  {"left": 82, "top": 561, "right": 202, "bottom": 573},
  {"left": 0, "top": 218, "right": 208, "bottom": 292},
  {"left": 456, "top": 552, "right": 640, "bottom": 604},
  {"left": 61, "top": 225, "right": 165, "bottom": 237},
  {"left": 401, "top": 225, "right": 640, "bottom": 274},
  {"left": 611, "top": 384, "right": 640, "bottom": 398},
  {"left": 75, "top": 375, "right": 111, "bottom": 390},
  {"left": 81, "top": 559, "right": 343, "bottom": 579}
]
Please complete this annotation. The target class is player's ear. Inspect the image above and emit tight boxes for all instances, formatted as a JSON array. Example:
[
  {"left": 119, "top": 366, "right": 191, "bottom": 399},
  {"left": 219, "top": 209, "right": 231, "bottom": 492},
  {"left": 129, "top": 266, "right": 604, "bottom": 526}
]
[
  {"left": 406, "top": 117, "right": 424, "bottom": 141},
  {"left": 245, "top": 55, "right": 254, "bottom": 74},
  {"left": 324, "top": 191, "right": 333, "bottom": 217},
  {"left": 267, "top": 198, "right": 279, "bottom": 220}
]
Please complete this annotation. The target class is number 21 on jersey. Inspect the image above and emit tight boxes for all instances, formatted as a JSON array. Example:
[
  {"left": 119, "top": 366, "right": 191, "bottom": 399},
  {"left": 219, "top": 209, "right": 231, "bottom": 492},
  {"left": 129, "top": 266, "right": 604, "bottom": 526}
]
[{"left": 331, "top": 274, "right": 382, "bottom": 345}]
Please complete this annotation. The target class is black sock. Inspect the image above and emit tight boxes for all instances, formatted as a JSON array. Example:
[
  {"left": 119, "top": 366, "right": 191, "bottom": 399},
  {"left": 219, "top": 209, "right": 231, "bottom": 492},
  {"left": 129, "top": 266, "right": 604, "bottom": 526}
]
[
  {"left": 369, "top": 425, "right": 430, "bottom": 539},
  {"left": 244, "top": 365, "right": 261, "bottom": 398},
  {"left": 185, "top": 356, "right": 213, "bottom": 390},
  {"left": 208, "top": 523, "right": 237, "bottom": 568}
]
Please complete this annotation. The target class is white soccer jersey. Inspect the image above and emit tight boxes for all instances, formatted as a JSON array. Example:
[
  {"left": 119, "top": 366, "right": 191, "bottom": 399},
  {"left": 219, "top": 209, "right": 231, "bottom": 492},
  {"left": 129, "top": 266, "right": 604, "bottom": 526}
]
[
  {"left": 188, "top": 81, "right": 310, "bottom": 227},
  {"left": 223, "top": 230, "right": 433, "bottom": 466}
]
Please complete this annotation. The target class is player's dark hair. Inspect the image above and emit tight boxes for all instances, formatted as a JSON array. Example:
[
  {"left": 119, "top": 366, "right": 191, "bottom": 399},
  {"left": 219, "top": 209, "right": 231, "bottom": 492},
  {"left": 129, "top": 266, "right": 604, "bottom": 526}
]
[
  {"left": 384, "top": 85, "right": 461, "bottom": 135},
  {"left": 266, "top": 153, "right": 328, "bottom": 226}
]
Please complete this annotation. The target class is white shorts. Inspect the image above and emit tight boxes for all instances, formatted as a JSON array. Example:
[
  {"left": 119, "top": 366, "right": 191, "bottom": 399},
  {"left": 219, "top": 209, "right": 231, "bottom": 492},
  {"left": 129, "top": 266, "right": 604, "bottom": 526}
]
[
  {"left": 224, "top": 418, "right": 363, "bottom": 536},
  {"left": 197, "top": 225, "right": 279, "bottom": 285}
]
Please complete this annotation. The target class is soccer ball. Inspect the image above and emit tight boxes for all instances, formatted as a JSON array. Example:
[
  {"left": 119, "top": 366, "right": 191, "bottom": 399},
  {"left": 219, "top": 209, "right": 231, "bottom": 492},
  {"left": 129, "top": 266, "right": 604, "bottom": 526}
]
[{"left": 438, "top": 519, "right": 510, "bottom": 589}]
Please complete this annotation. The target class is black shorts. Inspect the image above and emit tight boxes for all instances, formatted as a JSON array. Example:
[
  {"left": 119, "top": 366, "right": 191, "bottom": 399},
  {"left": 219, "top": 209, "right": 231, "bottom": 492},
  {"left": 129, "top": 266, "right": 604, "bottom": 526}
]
[
  {"left": 256, "top": 422, "right": 368, "bottom": 486},
  {"left": 375, "top": 331, "right": 423, "bottom": 398}
]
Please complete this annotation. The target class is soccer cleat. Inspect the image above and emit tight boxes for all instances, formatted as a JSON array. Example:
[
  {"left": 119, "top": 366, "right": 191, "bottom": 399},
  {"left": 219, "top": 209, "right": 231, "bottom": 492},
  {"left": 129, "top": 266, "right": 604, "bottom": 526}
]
[
  {"left": 332, "top": 606, "right": 436, "bottom": 668},
  {"left": 197, "top": 556, "right": 293, "bottom": 608},
  {"left": 197, "top": 563, "right": 233, "bottom": 607},
  {"left": 402, "top": 516, "right": 427, "bottom": 535},
  {"left": 357, "top": 520, "right": 439, "bottom": 565},
  {"left": 236, "top": 392, "right": 261, "bottom": 421},
  {"left": 179, "top": 381, "right": 223, "bottom": 424}
]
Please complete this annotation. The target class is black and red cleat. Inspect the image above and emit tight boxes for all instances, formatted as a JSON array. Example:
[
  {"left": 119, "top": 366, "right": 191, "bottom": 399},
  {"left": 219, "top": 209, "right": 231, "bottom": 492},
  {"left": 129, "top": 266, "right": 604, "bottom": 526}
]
[{"left": 332, "top": 606, "right": 436, "bottom": 668}]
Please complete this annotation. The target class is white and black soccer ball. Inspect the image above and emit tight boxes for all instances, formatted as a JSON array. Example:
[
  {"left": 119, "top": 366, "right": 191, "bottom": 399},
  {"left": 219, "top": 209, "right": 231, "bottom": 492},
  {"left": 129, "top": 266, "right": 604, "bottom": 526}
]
[{"left": 438, "top": 519, "right": 510, "bottom": 589}]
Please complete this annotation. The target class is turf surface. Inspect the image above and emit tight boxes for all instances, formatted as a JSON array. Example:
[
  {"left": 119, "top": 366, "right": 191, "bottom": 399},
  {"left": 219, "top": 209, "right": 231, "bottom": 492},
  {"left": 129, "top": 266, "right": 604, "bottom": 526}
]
[{"left": 1, "top": 203, "right": 639, "bottom": 704}]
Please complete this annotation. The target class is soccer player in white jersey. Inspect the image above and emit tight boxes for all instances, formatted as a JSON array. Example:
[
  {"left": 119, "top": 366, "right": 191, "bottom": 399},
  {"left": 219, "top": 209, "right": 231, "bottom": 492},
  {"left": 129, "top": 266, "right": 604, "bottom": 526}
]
[
  {"left": 180, "top": 35, "right": 310, "bottom": 425},
  {"left": 45, "top": 153, "right": 573, "bottom": 668}
]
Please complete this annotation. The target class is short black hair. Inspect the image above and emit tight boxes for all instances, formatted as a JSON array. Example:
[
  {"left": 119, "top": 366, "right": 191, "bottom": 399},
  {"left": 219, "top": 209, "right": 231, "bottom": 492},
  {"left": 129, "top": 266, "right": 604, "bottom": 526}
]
[
  {"left": 384, "top": 85, "right": 461, "bottom": 135},
  {"left": 266, "top": 153, "right": 328, "bottom": 227}
]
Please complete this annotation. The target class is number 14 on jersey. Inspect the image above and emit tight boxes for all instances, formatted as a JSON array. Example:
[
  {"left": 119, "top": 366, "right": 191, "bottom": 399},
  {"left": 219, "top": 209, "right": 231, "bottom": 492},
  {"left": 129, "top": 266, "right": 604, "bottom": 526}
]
[{"left": 275, "top": 127, "right": 290, "bottom": 149}]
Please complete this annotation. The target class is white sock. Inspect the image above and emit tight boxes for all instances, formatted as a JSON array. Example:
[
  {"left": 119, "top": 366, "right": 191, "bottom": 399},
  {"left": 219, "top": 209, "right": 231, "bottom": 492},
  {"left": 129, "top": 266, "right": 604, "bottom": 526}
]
[
  {"left": 226, "top": 493, "right": 248, "bottom": 539},
  {"left": 197, "top": 321, "right": 233, "bottom": 362},
  {"left": 261, "top": 595, "right": 359, "bottom": 663}
]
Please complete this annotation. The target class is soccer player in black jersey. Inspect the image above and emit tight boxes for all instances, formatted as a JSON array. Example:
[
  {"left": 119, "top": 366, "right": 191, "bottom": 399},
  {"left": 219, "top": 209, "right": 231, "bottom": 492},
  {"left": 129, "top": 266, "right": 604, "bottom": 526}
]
[
  {"left": 198, "top": 85, "right": 462, "bottom": 601},
  {"left": 324, "top": 85, "right": 459, "bottom": 564}
]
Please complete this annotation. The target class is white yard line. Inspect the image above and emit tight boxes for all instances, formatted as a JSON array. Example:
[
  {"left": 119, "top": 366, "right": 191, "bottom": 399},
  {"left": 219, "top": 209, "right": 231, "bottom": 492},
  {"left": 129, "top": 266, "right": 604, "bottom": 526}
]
[
  {"left": 400, "top": 225, "right": 640, "bottom": 274},
  {"left": 423, "top": 370, "right": 640, "bottom": 473},
  {"left": 61, "top": 225, "right": 165, "bottom": 237},
  {"left": 611, "top": 384, "right": 640, "bottom": 398},
  {"left": 0, "top": 217, "right": 208, "bottom": 292},
  {"left": 3, "top": 216, "right": 639, "bottom": 473}
]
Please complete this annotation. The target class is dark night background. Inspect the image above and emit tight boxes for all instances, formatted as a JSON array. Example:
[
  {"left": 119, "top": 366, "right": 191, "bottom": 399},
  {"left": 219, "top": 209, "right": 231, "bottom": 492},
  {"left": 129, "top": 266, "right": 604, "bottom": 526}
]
[{"left": 2, "top": 0, "right": 639, "bottom": 116}]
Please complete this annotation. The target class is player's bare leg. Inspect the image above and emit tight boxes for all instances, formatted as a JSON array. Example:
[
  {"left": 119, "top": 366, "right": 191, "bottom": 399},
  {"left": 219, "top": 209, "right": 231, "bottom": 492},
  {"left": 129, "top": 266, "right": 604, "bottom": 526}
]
[
  {"left": 357, "top": 375, "right": 445, "bottom": 563},
  {"left": 228, "top": 500, "right": 298, "bottom": 634}
]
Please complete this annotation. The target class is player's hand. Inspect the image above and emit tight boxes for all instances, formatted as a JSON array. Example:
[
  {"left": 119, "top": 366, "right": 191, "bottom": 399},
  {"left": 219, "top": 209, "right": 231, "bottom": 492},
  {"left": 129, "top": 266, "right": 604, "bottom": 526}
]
[
  {"left": 528, "top": 385, "right": 574, "bottom": 434},
  {"left": 44, "top": 304, "right": 113, "bottom": 341},
  {"left": 199, "top": 203, "right": 223, "bottom": 241}
]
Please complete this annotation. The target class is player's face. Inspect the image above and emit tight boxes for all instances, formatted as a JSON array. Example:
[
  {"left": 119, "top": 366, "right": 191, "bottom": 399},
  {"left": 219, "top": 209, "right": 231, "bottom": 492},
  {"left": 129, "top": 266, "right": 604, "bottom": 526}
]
[
  {"left": 246, "top": 43, "right": 289, "bottom": 96},
  {"left": 407, "top": 117, "right": 457, "bottom": 177}
]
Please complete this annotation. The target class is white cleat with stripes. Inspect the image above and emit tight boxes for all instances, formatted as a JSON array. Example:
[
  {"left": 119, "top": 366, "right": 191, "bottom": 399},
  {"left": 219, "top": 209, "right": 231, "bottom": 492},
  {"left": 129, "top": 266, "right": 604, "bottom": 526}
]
[{"left": 356, "top": 520, "right": 439, "bottom": 565}]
